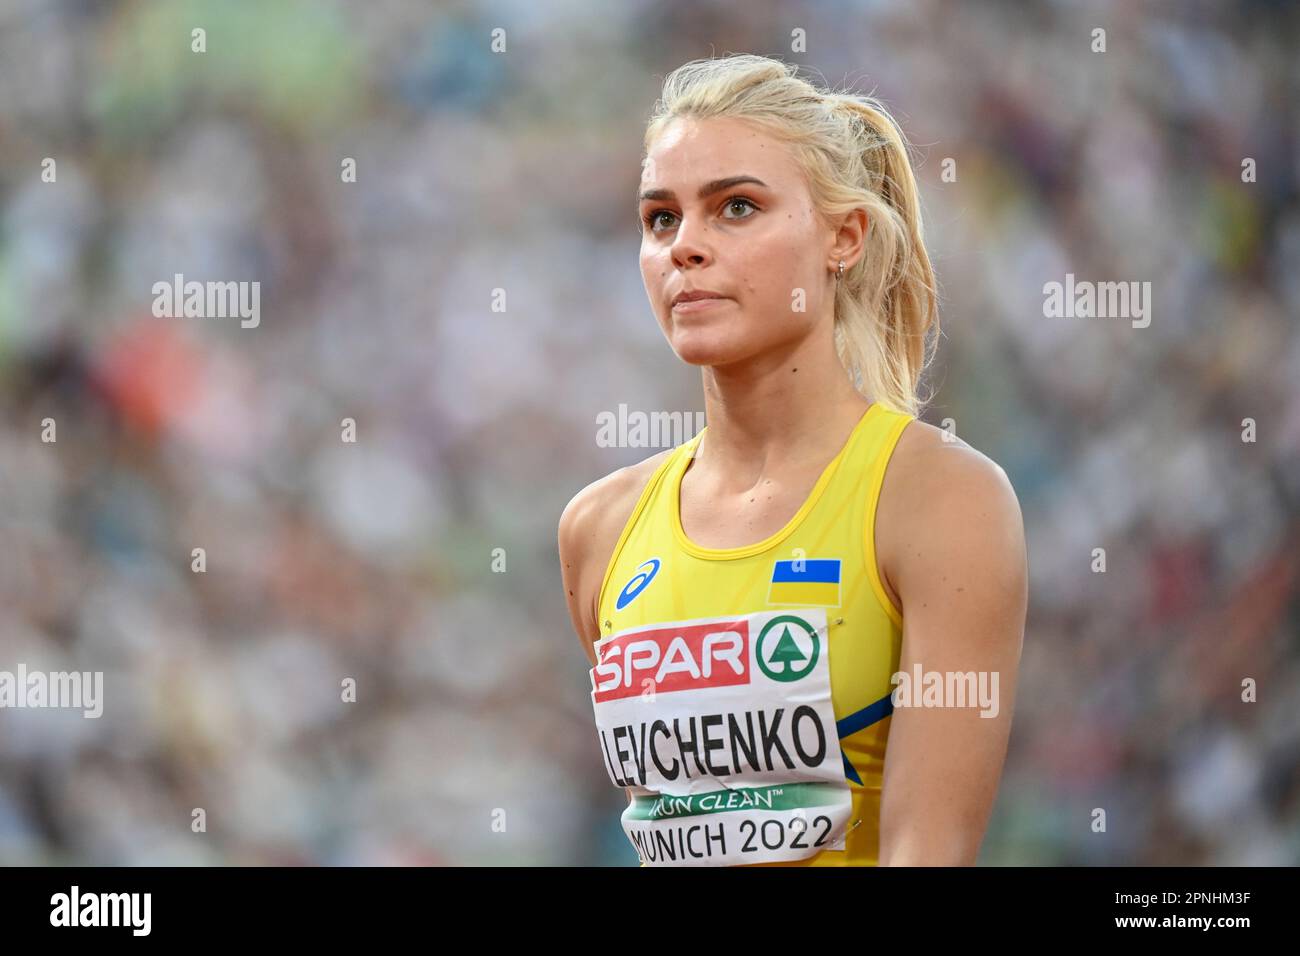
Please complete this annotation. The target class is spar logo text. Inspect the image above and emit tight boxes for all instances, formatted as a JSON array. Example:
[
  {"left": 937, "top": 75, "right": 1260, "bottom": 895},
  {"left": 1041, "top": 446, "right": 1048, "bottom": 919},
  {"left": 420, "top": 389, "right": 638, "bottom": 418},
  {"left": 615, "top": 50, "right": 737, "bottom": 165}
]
[{"left": 592, "top": 618, "right": 749, "bottom": 702}]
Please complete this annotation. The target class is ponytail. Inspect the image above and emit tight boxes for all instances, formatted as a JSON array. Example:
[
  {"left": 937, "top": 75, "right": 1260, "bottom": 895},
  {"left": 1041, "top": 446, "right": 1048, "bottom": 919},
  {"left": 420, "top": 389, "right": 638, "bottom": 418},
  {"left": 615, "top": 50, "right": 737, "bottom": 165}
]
[{"left": 827, "top": 95, "right": 938, "bottom": 417}]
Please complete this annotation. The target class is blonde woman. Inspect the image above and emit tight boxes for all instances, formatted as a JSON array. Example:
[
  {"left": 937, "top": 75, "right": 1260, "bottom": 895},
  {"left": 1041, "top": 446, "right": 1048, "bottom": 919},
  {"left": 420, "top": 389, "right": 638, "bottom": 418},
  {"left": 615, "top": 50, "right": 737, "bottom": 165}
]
[{"left": 559, "top": 54, "right": 1027, "bottom": 866}]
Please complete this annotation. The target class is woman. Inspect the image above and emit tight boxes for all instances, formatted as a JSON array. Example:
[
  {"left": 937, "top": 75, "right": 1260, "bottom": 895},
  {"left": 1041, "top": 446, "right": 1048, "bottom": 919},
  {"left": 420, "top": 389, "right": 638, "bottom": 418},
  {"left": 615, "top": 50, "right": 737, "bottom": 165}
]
[{"left": 558, "top": 54, "right": 1027, "bottom": 866}]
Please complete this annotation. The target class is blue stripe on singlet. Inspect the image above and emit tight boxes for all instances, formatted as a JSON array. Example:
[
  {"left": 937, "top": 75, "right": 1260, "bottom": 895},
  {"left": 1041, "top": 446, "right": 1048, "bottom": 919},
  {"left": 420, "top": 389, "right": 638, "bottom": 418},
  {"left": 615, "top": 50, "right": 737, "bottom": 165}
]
[{"left": 837, "top": 692, "right": 895, "bottom": 785}]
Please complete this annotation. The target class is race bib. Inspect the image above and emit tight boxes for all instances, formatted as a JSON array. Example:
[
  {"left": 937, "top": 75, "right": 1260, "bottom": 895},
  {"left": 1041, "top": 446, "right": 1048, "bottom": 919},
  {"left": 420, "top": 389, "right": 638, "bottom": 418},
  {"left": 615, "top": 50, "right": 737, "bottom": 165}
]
[{"left": 589, "top": 609, "right": 851, "bottom": 866}]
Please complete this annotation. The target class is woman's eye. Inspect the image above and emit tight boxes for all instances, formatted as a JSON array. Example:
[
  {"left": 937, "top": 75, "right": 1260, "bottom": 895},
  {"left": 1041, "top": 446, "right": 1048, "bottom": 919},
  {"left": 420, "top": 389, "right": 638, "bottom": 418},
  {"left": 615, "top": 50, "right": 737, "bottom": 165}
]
[
  {"left": 723, "top": 197, "right": 758, "bottom": 219},
  {"left": 643, "top": 197, "right": 757, "bottom": 233},
  {"left": 646, "top": 210, "right": 677, "bottom": 231}
]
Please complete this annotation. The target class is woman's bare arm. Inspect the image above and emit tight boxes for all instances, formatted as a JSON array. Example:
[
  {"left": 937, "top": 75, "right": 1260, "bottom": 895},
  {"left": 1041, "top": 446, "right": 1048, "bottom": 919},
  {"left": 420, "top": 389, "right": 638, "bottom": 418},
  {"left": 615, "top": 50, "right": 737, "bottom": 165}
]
[
  {"left": 875, "top": 425, "right": 1028, "bottom": 866},
  {"left": 558, "top": 452, "right": 672, "bottom": 804}
]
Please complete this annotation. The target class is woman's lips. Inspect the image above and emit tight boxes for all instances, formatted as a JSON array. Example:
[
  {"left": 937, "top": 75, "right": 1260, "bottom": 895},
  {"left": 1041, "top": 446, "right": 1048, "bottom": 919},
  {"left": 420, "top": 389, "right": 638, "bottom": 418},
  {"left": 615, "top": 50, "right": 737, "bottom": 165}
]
[{"left": 672, "top": 296, "right": 731, "bottom": 313}]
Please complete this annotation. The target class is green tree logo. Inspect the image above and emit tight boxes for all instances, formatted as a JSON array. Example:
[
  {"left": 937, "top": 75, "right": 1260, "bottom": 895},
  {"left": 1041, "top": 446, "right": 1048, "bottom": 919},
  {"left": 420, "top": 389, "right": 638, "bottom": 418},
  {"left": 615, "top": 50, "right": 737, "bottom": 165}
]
[{"left": 756, "top": 615, "right": 820, "bottom": 682}]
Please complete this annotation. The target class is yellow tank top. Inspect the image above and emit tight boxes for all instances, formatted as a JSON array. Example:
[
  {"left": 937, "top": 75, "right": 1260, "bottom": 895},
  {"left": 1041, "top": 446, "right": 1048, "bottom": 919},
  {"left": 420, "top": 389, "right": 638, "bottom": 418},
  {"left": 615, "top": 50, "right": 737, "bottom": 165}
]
[{"left": 590, "top": 401, "right": 914, "bottom": 866}]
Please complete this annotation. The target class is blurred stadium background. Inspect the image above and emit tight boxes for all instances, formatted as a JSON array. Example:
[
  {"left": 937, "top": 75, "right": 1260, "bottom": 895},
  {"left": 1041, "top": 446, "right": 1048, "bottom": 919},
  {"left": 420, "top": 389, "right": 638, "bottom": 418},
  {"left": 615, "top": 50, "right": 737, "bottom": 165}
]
[{"left": 0, "top": 0, "right": 1296, "bottom": 865}]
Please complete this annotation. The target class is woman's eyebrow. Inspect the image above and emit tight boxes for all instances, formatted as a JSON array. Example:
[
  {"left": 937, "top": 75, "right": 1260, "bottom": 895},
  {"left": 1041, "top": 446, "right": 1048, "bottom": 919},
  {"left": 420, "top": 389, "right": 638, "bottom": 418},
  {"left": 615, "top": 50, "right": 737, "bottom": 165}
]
[{"left": 638, "top": 175, "right": 769, "bottom": 204}]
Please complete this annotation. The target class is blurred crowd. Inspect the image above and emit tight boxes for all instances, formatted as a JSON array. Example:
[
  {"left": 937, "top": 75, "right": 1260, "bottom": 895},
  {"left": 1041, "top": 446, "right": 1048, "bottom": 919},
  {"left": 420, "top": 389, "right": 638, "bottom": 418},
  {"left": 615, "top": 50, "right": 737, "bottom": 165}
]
[{"left": 0, "top": 0, "right": 1296, "bottom": 865}]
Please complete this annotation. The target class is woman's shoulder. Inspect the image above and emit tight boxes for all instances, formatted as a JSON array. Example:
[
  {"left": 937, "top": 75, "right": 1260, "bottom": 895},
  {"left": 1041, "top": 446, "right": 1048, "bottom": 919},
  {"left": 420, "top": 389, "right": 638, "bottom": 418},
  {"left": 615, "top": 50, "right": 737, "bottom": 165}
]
[
  {"left": 557, "top": 446, "right": 679, "bottom": 653},
  {"left": 875, "top": 417, "right": 1026, "bottom": 609},
  {"left": 558, "top": 446, "right": 677, "bottom": 551},
  {"left": 886, "top": 417, "right": 1015, "bottom": 495}
]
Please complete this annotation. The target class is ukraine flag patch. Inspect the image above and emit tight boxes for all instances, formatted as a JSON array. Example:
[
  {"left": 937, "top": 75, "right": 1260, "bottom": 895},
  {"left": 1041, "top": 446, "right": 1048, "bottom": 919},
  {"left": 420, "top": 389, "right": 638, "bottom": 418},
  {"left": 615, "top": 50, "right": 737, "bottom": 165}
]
[{"left": 767, "top": 558, "right": 842, "bottom": 607}]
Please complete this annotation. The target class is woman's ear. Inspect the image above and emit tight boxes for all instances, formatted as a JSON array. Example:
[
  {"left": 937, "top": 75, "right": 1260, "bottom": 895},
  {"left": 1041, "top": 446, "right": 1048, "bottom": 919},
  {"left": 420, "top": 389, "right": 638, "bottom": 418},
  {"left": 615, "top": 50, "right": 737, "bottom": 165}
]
[{"left": 830, "top": 207, "right": 869, "bottom": 272}]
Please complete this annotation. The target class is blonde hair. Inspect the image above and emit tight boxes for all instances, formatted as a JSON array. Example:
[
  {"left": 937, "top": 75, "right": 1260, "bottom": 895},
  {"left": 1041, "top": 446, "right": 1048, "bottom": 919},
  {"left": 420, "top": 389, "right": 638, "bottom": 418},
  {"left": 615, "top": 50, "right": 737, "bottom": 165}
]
[{"left": 643, "top": 54, "right": 939, "bottom": 417}]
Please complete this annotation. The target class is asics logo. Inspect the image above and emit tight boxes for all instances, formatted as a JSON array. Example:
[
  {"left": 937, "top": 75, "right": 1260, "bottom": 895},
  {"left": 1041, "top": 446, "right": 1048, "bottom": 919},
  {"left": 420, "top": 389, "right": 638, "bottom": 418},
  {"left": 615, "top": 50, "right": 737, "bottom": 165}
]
[{"left": 616, "top": 558, "right": 661, "bottom": 610}]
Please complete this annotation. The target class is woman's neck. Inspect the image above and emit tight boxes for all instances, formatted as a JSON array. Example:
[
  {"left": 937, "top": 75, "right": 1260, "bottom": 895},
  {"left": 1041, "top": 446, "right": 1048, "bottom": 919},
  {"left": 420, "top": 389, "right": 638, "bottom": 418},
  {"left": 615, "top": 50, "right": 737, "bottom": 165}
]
[{"left": 694, "top": 336, "right": 872, "bottom": 488}]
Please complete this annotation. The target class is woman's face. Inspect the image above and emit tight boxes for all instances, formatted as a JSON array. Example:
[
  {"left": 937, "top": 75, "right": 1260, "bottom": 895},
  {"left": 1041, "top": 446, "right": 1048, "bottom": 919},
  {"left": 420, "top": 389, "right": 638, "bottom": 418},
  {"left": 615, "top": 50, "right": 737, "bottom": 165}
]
[{"left": 638, "top": 115, "right": 836, "bottom": 369}]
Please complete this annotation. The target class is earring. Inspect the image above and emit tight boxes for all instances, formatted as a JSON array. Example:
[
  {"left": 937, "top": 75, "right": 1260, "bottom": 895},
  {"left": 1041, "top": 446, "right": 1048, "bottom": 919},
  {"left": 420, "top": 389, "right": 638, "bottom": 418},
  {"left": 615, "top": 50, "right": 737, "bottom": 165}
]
[{"left": 835, "top": 259, "right": 845, "bottom": 280}]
